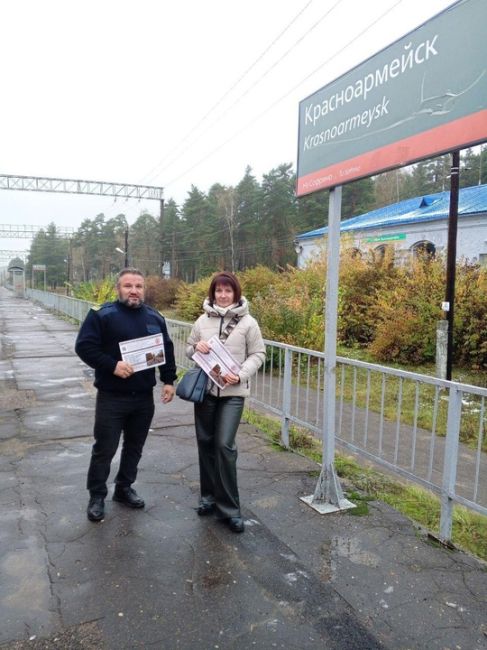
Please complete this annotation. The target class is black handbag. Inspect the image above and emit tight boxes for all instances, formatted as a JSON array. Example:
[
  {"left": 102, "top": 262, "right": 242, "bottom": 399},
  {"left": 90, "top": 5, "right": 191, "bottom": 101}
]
[
  {"left": 177, "top": 315, "right": 240, "bottom": 403},
  {"left": 176, "top": 367, "right": 208, "bottom": 403}
]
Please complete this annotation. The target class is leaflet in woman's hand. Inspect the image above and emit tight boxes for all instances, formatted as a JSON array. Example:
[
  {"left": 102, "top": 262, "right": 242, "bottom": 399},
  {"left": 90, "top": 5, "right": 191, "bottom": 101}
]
[{"left": 192, "top": 335, "right": 241, "bottom": 389}]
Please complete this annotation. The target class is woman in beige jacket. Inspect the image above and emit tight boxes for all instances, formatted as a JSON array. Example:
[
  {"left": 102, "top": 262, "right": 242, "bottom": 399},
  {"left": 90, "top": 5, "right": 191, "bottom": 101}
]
[{"left": 186, "top": 272, "right": 265, "bottom": 533}]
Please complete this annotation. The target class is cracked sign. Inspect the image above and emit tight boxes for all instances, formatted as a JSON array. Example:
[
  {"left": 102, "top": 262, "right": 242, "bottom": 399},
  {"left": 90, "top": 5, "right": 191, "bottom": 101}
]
[{"left": 296, "top": 0, "right": 487, "bottom": 195}]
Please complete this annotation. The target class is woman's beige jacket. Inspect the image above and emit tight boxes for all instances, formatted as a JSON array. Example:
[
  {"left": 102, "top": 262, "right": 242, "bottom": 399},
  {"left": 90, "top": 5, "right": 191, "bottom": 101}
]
[{"left": 185, "top": 297, "right": 265, "bottom": 398}]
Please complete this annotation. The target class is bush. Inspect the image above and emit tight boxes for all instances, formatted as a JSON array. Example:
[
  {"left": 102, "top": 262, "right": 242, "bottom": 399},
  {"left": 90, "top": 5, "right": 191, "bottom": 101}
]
[
  {"left": 144, "top": 276, "right": 181, "bottom": 310},
  {"left": 171, "top": 258, "right": 487, "bottom": 373},
  {"left": 174, "top": 267, "right": 283, "bottom": 323},
  {"left": 454, "top": 262, "right": 487, "bottom": 369},
  {"left": 73, "top": 277, "right": 116, "bottom": 303},
  {"left": 251, "top": 264, "right": 325, "bottom": 349},
  {"left": 338, "top": 249, "right": 397, "bottom": 347},
  {"left": 174, "top": 275, "right": 213, "bottom": 321},
  {"left": 369, "top": 256, "right": 444, "bottom": 364},
  {"left": 239, "top": 265, "right": 280, "bottom": 301}
]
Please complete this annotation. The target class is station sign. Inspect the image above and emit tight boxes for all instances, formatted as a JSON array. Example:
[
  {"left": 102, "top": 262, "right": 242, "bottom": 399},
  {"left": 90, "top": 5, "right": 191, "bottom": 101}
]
[{"left": 297, "top": 0, "right": 487, "bottom": 196}]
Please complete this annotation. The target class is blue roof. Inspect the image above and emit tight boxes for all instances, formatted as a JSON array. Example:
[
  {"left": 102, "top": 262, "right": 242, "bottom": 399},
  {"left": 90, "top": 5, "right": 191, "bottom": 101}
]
[{"left": 297, "top": 184, "right": 487, "bottom": 241}]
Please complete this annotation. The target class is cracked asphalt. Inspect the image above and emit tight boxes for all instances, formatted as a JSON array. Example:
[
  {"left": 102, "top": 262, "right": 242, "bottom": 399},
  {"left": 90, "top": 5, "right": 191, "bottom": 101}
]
[{"left": 1, "top": 287, "right": 486, "bottom": 650}]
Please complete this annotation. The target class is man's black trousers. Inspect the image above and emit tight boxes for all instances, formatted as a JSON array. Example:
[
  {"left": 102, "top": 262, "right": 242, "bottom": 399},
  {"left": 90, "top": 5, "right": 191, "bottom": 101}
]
[{"left": 87, "top": 390, "right": 155, "bottom": 498}]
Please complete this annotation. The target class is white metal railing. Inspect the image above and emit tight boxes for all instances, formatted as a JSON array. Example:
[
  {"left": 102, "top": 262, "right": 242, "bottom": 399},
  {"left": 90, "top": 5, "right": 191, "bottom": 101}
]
[
  {"left": 170, "top": 320, "right": 487, "bottom": 528},
  {"left": 27, "top": 289, "right": 94, "bottom": 323},
  {"left": 26, "top": 290, "right": 487, "bottom": 543}
]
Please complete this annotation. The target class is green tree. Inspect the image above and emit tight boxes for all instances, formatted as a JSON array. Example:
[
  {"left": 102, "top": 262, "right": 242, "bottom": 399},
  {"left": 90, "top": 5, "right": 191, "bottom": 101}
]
[
  {"left": 425, "top": 154, "right": 451, "bottom": 192},
  {"left": 129, "top": 212, "right": 159, "bottom": 275},
  {"left": 72, "top": 213, "right": 128, "bottom": 281},
  {"left": 342, "top": 177, "right": 375, "bottom": 218},
  {"left": 207, "top": 184, "right": 239, "bottom": 272},
  {"left": 27, "top": 223, "right": 69, "bottom": 289},
  {"left": 373, "top": 168, "right": 410, "bottom": 207},
  {"left": 179, "top": 186, "right": 212, "bottom": 282},
  {"left": 460, "top": 147, "right": 487, "bottom": 188},
  {"left": 408, "top": 160, "right": 432, "bottom": 196},
  {"left": 296, "top": 189, "right": 329, "bottom": 233},
  {"left": 235, "top": 166, "right": 262, "bottom": 269},
  {"left": 480, "top": 146, "right": 487, "bottom": 185},
  {"left": 261, "top": 163, "right": 297, "bottom": 267},
  {"left": 8, "top": 256, "right": 24, "bottom": 269},
  {"left": 160, "top": 198, "right": 181, "bottom": 278}
]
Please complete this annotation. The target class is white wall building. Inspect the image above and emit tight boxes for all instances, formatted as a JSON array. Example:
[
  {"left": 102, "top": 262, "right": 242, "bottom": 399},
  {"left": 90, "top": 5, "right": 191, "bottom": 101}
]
[{"left": 295, "top": 184, "right": 487, "bottom": 267}]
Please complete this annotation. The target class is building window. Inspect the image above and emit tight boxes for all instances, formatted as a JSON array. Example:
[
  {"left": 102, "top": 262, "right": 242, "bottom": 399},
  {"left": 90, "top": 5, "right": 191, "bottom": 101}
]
[
  {"left": 344, "top": 247, "right": 362, "bottom": 259},
  {"left": 411, "top": 240, "right": 436, "bottom": 258},
  {"left": 374, "top": 244, "right": 394, "bottom": 265}
]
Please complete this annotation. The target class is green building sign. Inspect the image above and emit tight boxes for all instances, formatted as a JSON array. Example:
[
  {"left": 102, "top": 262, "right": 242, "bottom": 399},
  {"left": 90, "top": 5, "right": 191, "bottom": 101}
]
[{"left": 365, "top": 233, "right": 406, "bottom": 243}]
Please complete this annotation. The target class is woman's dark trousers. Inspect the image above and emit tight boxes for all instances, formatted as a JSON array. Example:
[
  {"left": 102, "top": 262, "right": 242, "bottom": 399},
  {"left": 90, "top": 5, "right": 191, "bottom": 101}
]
[
  {"left": 194, "top": 395, "right": 244, "bottom": 519},
  {"left": 87, "top": 391, "right": 155, "bottom": 498}
]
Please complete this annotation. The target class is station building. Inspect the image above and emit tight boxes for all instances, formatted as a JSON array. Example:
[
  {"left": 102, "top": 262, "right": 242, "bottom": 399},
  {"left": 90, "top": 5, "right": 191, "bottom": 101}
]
[{"left": 295, "top": 184, "right": 487, "bottom": 267}]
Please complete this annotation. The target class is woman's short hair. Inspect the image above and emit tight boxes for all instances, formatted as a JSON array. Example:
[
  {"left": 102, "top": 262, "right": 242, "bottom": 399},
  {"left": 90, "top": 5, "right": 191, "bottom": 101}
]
[{"left": 208, "top": 272, "right": 242, "bottom": 304}]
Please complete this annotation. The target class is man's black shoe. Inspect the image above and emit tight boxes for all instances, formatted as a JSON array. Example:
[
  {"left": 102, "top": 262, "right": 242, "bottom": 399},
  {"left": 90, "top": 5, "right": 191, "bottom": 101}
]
[
  {"left": 226, "top": 516, "right": 245, "bottom": 533},
  {"left": 197, "top": 503, "right": 215, "bottom": 516},
  {"left": 113, "top": 486, "right": 145, "bottom": 509},
  {"left": 87, "top": 496, "right": 105, "bottom": 522}
]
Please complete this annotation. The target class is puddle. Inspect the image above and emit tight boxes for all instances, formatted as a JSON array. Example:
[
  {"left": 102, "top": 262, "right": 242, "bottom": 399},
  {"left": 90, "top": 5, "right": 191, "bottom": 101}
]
[
  {"left": 0, "top": 388, "right": 36, "bottom": 410},
  {"left": 200, "top": 565, "right": 235, "bottom": 589},
  {"left": 0, "top": 438, "right": 37, "bottom": 457},
  {"left": 57, "top": 450, "right": 84, "bottom": 458},
  {"left": 320, "top": 536, "right": 380, "bottom": 582},
  {"left": 332, "top": 536, "right": 380, "bottom": 567}
]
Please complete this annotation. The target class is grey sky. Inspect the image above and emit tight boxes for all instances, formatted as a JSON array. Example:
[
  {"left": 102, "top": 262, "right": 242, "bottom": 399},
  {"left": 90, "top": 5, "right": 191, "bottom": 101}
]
[{"left": 0, "top": 0, "right": 455, "bottom": 260}]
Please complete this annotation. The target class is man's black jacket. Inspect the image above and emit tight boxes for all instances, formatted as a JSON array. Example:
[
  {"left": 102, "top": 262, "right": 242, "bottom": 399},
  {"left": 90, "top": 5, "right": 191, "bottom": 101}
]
[{"left": 75, "top": 300, "right": 177, "bottom": 393}]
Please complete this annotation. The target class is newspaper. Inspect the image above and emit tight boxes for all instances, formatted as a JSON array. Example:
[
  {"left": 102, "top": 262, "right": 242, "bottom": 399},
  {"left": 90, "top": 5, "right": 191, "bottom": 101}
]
[
  {"left": 192, "top": 335, "right": 241, "bottom": 390},
  {"left": 119, "top": 333, "right": 166, "bottom": 373}
]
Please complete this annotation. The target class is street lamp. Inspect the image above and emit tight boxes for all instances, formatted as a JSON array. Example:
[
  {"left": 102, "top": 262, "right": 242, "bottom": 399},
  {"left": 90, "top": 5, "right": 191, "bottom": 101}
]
[
  {"left": 115, "top": 247, "right": 128, "bottom": 267},
  {"left": 115, "top": 228, "right": 129, "bottom": 267},
  {"left": 64, "top": 257, "right": 71, "bottom": 295}
]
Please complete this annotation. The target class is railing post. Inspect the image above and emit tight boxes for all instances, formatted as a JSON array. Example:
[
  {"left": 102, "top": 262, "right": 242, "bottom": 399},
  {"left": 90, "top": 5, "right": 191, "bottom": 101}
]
[
  {"left": 439, "top": 384, "right": 462, "bottom": 544},
  {"left": 281, "top": 348, "right": 292, "bottom": 448}
]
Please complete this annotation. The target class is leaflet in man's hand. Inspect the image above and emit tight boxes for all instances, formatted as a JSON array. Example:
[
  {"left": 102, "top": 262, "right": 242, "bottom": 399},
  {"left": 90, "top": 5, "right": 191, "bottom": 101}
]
[
  {"left": 119, "top": 333, "right": 166, "bottom": 373},
  {"left": 192, "top": 335, "right": 241, "bottom": 389}
]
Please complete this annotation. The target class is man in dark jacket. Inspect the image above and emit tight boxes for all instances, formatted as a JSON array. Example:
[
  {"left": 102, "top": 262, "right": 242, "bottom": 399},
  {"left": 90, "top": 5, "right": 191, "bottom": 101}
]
[{"left": 75, "top": 268, "right": 177, "bottom": 522}]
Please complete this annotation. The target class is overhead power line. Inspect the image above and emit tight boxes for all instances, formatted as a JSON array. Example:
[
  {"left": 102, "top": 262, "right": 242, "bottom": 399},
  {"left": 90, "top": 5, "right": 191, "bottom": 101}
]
[
  {"left": 129, "top": 234, "right": 297, "bottom": 266},
  {"left": 164, "top": 0, "right": 403, "bottom": 190},
  {"left": 144, "top": 0, "right": 344, "bottom": 186},
  {"left": 139, "top": 0, "right": 316, "bottom": 186}
]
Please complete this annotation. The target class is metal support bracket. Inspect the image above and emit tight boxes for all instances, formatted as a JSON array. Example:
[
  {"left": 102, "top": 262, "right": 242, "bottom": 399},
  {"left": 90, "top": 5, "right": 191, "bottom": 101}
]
[{"left": 300, "top": 463, "right": 355, "bottom": 514}]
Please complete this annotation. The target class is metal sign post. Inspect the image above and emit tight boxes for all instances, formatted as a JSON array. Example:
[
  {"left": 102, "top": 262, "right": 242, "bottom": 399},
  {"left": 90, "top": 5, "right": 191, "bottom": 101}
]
[
  {"left": 301, "top": 186, "right": 355, "bottom": 514},
  {"left": 444, "top": 150, "right": 460, "bottom": 380}
]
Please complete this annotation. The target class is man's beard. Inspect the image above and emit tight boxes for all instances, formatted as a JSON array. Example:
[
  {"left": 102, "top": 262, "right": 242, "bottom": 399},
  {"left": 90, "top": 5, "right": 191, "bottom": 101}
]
[{"left": 120, "top": 297, "right": 143, "bottom": 309}]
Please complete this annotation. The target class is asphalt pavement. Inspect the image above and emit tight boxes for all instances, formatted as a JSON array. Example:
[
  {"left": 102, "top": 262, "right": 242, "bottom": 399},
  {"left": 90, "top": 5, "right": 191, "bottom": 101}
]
[{"left": 0, "top": 287, "right": 486, "bottom": 650}]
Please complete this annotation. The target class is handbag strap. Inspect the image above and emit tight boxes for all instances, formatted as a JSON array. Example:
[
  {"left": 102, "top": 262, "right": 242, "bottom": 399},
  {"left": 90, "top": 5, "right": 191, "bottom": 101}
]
[{"left": 219, "top": 315, "right": 239, "bottom": 342}]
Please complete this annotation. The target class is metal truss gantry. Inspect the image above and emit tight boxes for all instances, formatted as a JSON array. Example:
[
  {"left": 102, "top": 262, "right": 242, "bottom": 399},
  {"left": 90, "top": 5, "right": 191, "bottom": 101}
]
[
  {"left": 0, "top": 249, "right": 29, "bottom": 258},
  {"left": 0, "top": 174, "right": 164, "bottom": 201},
  {"left": 0, "top": 225, "right": 75, "bottom": 239}
]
